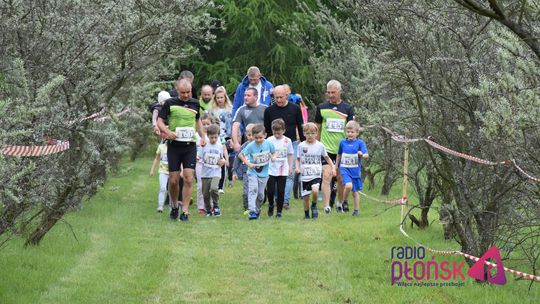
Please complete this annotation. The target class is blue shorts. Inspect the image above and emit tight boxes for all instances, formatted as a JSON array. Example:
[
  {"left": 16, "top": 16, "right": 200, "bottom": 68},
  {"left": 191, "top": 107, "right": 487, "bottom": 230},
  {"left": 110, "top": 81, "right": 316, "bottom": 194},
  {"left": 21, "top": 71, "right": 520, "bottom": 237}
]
[{"left": 341, "top": 174, "right": 362, "bottom": 192}]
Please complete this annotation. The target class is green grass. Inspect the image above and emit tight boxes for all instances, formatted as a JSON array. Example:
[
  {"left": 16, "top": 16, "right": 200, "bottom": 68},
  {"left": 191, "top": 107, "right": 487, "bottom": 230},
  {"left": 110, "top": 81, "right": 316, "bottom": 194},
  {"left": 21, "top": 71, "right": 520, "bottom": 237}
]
[{"left": 0, "top": 154, "right": 539, "bottom": 303}]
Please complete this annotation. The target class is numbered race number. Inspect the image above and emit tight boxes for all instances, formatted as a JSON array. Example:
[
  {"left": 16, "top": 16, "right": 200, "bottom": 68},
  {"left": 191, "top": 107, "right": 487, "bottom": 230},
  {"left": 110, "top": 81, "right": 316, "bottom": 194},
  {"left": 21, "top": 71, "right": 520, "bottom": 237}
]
[
  {"left": 175, "top": 127, "right": 195, "bottom": 142},
  {"left": 203, "top": 152, "right": 220, "bottom": 168},
  {"left": 326, "top": 118, "right": 345, "bottom": 133},
  {"left": 340, "top": 153, "right": 358, "bottom": 168}
]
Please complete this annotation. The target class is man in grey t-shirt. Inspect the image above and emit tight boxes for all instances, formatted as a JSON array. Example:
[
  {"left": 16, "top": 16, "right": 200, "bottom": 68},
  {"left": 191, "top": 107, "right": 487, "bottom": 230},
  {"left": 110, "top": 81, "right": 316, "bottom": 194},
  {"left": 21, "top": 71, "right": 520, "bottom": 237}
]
[{"left": 232, "top": 87, "right": 267, "bottom": 152}]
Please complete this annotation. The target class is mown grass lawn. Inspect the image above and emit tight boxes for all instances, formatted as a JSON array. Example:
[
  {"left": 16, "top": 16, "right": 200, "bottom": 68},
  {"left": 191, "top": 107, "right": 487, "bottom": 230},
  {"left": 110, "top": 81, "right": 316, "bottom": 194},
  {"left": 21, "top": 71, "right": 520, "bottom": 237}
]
[{"left": 1, "top": 153, "right": 539, "bottom": 303}]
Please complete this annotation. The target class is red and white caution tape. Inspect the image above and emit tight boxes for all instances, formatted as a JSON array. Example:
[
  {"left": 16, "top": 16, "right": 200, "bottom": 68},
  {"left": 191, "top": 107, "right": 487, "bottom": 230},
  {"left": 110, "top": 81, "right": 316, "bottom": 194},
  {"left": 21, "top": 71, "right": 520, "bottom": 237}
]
[
  {"left": 1, "top": 140, "right": 69, "bottom": 156},
  {"left": 68, "top": 108, "right": 130, "bottom": 125},
  {"left": 423, "top": 137, "right": 507, "bottom": 166},
  {"left": 512, "top": 159, "right": 540, "bottom": 183},
  {"left": 359, "top": 191, "right": 404, "bottom": 205},
  {"left": 375, "top": 126, "right": 539, "bottom": 183}
]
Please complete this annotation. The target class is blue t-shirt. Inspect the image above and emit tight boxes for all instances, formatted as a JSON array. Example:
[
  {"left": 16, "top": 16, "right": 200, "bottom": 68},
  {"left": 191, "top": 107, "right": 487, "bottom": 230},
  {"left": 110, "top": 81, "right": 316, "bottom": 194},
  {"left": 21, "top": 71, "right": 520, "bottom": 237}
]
[
  {"left": 337, "top": 138, "right": 368, "bottom": 178},
  {"left": 241, "top": 140, "right": 275, "bottom": 177}
]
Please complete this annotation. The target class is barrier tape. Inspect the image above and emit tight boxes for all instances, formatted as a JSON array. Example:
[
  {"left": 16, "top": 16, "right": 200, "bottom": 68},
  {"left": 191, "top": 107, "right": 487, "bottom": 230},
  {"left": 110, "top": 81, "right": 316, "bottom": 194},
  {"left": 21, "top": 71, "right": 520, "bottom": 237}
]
[
  {"left": 1, "top": 140, "right": 69, "bottom": 156},
  {"left": 512, "top": 160, "right": 540, "bottom": 183},
  {"left": 3, "top": 108, "right": 131, "bottom": 157},
  {"left": 358, "top": 191, "right": 403, "bottom": 205},
  {"left": 68, "top": 108, "right": 130, "bottom": 125},
  {"left": 423, "top": 137, "right": 507, "bottom": 166},
  {"left": 374, "top": 126, "right": 540, "bottom": 183}
]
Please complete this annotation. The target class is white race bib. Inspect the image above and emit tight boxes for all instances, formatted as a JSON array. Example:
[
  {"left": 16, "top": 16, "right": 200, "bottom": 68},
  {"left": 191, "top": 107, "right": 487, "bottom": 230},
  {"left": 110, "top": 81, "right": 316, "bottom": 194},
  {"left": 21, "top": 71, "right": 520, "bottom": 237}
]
[
  {"left": 301, "top": 164, "right": 322, "bottom": 178},
  {"left": 175, "top": 127, "right": 195, "bottom": 142},
  {"left": 252, "top": 151, "right": 270, "bottom": 166},
  {"left": 203, "top": 152, "right": 221, "bottom": 168},
  {"left": 340, "top": 153, "right": 358, "bottom": 168},
  {"left": 326, "top": 118, "right": 345, "bottom": 133},
  {"left": 275, "top": 148, "right": 288, "bottom": 162}
]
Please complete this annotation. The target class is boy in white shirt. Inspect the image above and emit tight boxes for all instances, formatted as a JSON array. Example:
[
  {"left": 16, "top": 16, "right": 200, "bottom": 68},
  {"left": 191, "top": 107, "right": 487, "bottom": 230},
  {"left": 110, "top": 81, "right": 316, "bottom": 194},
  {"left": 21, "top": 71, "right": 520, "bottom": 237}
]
[
  {"left": 198, "top": 124, "right": 229, "bottom": 216},
  {"left": 296, "top": 123, "right": 335, "bottom": 219},
  {"left": 266, "top": 119, "right": 293, "bottom": 217}
]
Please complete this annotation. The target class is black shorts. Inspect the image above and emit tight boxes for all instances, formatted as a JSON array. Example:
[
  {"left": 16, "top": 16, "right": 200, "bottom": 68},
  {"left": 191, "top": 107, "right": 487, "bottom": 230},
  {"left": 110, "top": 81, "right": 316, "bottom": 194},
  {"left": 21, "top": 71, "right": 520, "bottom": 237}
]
[
  {"left": 301, "top": 178, "right": 321, "bottom": 197},
  {"left": 167, "top": 141, "right": 197, "bottom": 171},
  {"left": 321, "top": 153, "right": 337, "bottom": 166}
]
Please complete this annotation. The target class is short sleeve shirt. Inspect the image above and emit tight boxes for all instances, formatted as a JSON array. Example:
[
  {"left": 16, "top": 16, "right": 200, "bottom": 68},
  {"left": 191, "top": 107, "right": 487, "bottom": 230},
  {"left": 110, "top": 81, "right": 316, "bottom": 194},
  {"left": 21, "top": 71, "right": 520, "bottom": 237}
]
[
  {"left": 337, "top": 138, "right": 368, "bottom": 178},
  {"left": 198, "top": 142, "right": 224, "bottom": 178},
  {"left": 297, "top": 140, "right": 328, "bottom": 181},
  {"left": 233, "top": 104, "right": 267, "bottom": 126},
  {"left": 314, "top": 101, "right": 354, "bottom": 154},
  {"left": 156, "top": 143, "right": 168, "bottom": 174},
  {"left": 241, "top": 140, "right": 275, "bottom": 177},
  {"left": 159, "top": 97, "right": 200, "bottom": 143},
  {"left": 267, "top": 136, "right": 294, "bottom": 176}
]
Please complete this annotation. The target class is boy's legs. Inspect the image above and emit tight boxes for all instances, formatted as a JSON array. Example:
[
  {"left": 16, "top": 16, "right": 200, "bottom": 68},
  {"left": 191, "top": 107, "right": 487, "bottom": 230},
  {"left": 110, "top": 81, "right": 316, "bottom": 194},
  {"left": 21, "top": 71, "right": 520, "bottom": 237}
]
[
  {"left": 210, "top": 176, "right": 221, "bottom": 209},
  {"left": 158, "top": 173, "right": 168, "bottom": 211},
  {"left": 196, "top": 162, "right": 205, "bottom": 211},
  {"left": 276, "top": 176, "right": 287, "bottom": 213},
  {"left": 247, "top": 174, "right": 259, "bottom": 213},
  {"left": 266, "top": 175, "right": 276, "bottom": 214},
  {"left": 218, "top": 165, "right": 226, "bottom": 191},
  {"left": 256, "top": 176, "right": 269, "bottom": 214},
  {"left": 201, "top": 177, "right": 212, "bottom": 213}
]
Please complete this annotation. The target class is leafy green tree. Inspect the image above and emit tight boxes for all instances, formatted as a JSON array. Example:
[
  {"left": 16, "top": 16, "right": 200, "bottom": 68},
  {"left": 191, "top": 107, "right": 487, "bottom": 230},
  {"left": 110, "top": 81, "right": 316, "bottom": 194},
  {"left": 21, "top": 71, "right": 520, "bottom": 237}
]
[
  {"left": 292, "top": 0, "right": 540, "bottom": 276},
  {"left": 0, "top": 0, "right": 216, "bottom": 245},
  {"left": 183, "top": 0, "right": 322, "bottom": 104}
]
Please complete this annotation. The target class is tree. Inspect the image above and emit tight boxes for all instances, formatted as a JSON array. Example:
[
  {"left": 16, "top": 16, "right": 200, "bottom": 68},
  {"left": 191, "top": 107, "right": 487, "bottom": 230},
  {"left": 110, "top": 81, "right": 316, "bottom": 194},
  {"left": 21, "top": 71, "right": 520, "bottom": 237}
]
[
  {"left": 291, "top": 0, "right": 540, "bottom": 278},
  {"left": 0, "top": 0, "right": 217, "bottom": 246}
]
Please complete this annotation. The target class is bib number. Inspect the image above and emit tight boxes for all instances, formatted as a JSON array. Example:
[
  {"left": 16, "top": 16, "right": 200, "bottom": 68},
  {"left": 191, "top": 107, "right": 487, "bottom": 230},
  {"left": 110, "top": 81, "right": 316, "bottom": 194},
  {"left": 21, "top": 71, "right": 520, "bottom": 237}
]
[
  {"left": 326, "top": 118, "right": 345, "bottom": 133},
  {"left": 175, "top": 127, "right": 195, "bottom": 142},
  {"left": 340, "top": 153, "right": 358, "bottom": 168}
]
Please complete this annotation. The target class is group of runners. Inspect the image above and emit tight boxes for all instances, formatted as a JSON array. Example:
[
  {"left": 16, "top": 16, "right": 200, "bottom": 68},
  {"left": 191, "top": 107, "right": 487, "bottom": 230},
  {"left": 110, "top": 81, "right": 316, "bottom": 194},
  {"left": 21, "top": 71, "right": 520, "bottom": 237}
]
[{"left": 149, "top": 66, "right": 368, "bottom": 221}]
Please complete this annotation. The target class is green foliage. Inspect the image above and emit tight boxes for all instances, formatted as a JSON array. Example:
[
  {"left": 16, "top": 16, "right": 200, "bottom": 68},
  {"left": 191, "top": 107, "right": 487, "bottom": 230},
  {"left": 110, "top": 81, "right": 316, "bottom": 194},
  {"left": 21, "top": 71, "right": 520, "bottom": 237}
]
[
  {"left": 0, "top": 0, "right": 217, "bottom": 244},
  {"left": 183, "top": 0, "right": 322, "bottom": 102},
  {"left": 290, "top": 0, "right": 540, "bottom": 273}
]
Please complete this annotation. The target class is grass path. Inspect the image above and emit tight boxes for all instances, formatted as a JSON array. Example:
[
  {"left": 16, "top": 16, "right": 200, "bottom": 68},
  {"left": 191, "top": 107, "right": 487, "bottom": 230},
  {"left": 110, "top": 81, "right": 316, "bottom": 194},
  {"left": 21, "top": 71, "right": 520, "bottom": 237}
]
[{"left": 1, "top": 154, "right": 539, "bottom": 303}]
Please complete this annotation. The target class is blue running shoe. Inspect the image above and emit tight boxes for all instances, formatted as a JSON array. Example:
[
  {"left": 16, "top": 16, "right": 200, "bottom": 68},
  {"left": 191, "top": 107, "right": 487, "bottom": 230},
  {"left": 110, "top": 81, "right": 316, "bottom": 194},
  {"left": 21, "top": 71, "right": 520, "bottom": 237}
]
[
  {"left": 248, "top": 211, "right": 258, "bottom": 220},
  {"left": 214, "top": 208, "right": 221, "bottom": 217}
]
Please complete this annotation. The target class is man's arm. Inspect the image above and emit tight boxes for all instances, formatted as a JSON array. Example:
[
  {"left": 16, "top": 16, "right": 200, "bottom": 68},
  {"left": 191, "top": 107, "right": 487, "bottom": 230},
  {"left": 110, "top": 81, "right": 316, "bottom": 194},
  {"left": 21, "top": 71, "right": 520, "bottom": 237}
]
[
  {"left": 232, "top": 121, "right": 242, "bottom": 152},
  {"left": 158, "top": 118, "right": 175, "bottom": 139},
  {"left": 296, "top": 107, "right": 305, "bottom": 141}
]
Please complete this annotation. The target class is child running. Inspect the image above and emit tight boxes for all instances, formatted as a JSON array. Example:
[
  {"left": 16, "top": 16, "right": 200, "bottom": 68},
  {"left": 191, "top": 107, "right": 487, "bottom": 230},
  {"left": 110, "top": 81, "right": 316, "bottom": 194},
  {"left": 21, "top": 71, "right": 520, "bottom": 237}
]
[
  {"left": 198, "top": 124, "right": 229, "bottom": 216},
  {"left": 335, "top": 120, "right": 368, "bottom": 216},
  {"left": 266, "top": 118, "right": 293, "bottom": 218},
  {"left": 296, "top": 123, "right": 335, "bottom": 219},
  {"left": 238, "top": 124, "right": 276, "bottom": 220},
  {"left": 232, "top": 123, "right": 255, "bottom": 214},
  {"left": 195, "top": 114, "right": 212, "bottom": 214},
  {"left": 149, "top": 136, "right": 169, "bottom": 213}
]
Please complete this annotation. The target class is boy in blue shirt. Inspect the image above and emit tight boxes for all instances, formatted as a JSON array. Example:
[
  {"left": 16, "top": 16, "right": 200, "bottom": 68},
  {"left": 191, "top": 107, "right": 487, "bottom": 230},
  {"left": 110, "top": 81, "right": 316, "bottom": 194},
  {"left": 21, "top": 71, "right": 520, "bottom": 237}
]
[
  {"left": 238, "top": 124, "right": 276, "bottom": 220},
  {"left": 336, "top": 121, "right": 369, "bottom": 216}
]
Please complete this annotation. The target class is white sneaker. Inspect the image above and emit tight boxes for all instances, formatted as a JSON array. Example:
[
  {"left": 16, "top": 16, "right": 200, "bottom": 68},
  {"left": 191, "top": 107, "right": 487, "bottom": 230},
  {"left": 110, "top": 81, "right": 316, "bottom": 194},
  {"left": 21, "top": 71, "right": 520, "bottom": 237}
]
[
  {"left": 218, "top": 189, "right": 225, "bottom": 194},
  {"left": 324, "top": 206, "right": 331, "bottom": 214}
]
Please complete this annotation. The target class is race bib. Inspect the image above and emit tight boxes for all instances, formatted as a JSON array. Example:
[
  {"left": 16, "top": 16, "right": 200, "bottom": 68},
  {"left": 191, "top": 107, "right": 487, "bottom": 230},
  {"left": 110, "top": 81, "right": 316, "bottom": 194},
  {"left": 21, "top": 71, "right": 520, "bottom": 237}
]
[
  {"left": 252, "top": 151, "right": 271, "bottom": 166},
  {"left": 175, "top": 127, "right": 195, "bottom": 142},
  {"left": 203, "top": 152, "right": 221, "bottom": 168},
  {"left": 326, "top": 118, "right": 345, "bottom": 133},
  {"left": 340, "top": 153, "right": 358, "bottom": 168},
  {"left": 301, "top": 164, "right": 322, "bottom": 178},
  {"left": 161, "top": 153, "right": 169, "bottom": 165},
  {"left": 275, "top": 148, "right": 288, "bottom": 162}
]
